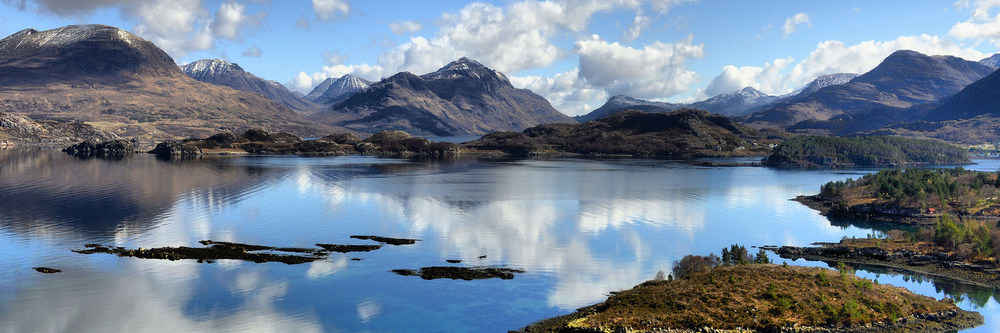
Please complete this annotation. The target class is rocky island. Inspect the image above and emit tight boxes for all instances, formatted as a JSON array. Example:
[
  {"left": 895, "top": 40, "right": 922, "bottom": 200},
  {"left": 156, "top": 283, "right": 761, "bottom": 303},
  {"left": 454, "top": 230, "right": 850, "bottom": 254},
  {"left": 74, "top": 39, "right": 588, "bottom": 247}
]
[
  {"left": 522, "top": 259, "right": 981, "bottom": 332},
  {"left": 466, "top": 109, "right": 788, "bottom": 158},
  {"left": 145, "top": 128, "right": 459, "bottom": 157}
]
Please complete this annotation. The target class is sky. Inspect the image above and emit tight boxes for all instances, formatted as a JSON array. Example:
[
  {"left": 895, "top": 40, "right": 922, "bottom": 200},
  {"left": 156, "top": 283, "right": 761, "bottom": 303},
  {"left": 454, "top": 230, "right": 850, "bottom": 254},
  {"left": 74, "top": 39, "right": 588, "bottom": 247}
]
[{"left": 1, "top": 0, "right": 998, "bottom": 116}]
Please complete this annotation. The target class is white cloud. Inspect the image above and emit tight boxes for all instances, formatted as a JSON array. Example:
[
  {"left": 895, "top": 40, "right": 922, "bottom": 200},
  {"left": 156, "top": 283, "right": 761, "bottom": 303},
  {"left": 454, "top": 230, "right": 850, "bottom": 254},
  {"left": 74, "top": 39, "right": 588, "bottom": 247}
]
[
  {"left": 242, "top": 45, "right": 261, "bottom": 57},
  {"left": 783, "top": 12, "right": 811, "bottom": 37},
  {"left": 950, "top": 0, "right": 1000, "bottom": 47},
  {"left": 212, "top": 1, "right": 265, "bottom": 40},
  {"left": 389, "top": 20, "right": 422, "bottom": 35},
  {"left": 705, "top": 34, "right": 986, "bottom": 96},
  {"left": 622, "top": 10, "right": 649, "bottom": 43},
  {"left": 510, "top": 69, "right": 609, "bottom": 116},
  {"left": 3, "top": 0, "right": 266, "bottom": 57},
  {"left": 291, "top": 0, "right": 704, "bottom": 112},
  {"left": 312, "top": 0, "right": 349, "bottom": 21},
  {"left": 576, "top": 34, "right": 704, "bottom": 99}
]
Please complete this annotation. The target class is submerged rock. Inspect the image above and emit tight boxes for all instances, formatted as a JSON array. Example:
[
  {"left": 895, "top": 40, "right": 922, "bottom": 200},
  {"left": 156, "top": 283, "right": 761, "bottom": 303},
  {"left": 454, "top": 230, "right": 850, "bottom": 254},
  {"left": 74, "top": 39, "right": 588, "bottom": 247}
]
[
  {"left": 350, "top": 235, "right": 420, "bottom": 246},
  {"left": 74, "top": 242, "right": 322, "bottom": 265},
  {"left": 32, "top": 267, "right": 61, "bottom": 274},
  {"left": 315, "top": 243, "right": 382, "bottom": 253}
]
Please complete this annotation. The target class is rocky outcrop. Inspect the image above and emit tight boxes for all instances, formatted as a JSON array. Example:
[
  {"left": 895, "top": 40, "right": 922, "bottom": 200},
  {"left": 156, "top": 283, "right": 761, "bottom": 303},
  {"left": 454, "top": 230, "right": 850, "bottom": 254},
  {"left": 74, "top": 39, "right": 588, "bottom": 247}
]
[
  {"left": 1, "top": 112, "right": 118, "bottom": 147},
  {"left": 148, "top": 142, "right": 203, "bottom": 157},
  {"left": 62, "top": 139, "right": 139, "bottom": 158}
]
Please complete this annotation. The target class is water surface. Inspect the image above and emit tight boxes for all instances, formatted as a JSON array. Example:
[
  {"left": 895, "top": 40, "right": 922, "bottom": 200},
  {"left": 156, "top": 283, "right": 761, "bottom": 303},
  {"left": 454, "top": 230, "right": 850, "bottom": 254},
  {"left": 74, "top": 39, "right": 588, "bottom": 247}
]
[{"left": 1, "top": 150, "right": 997, "bottom": 332}]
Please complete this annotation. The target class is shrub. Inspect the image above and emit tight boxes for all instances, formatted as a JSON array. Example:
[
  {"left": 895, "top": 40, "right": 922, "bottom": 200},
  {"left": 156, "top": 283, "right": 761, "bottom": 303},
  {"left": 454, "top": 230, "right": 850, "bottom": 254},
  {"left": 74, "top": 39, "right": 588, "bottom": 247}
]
[{"left": 672, "top": 254, "right": 718, "bottom": 279}]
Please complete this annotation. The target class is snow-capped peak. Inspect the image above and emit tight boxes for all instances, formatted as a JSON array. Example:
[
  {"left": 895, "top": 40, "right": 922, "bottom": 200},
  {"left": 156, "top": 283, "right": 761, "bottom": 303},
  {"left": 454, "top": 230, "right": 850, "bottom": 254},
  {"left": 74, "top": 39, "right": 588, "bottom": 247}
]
[
  {"left": 0, "top": 24, "right": 143, "bottom": 53},
  {"left": 181, "top": 59, "right": 244, "bottom": 76}
]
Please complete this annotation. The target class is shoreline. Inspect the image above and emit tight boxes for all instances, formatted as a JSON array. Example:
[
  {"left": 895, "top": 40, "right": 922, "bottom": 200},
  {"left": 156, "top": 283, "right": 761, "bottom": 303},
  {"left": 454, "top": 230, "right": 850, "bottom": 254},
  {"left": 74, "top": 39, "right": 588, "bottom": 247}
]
[{"left": 790, "top": 195, "right": 1000, "bottom": 226}]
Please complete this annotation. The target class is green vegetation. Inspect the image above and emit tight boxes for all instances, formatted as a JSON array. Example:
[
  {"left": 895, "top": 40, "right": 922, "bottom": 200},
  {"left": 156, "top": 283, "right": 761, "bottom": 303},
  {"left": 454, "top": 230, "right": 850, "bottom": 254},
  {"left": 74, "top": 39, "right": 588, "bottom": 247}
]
[
  {"left": 819, "top": 168, "right": 1000, "bottom": 218},
  {"left": 523, "top": 264, "right": 971, "bottom": 332},
  {"left": 763, "top": 135, "right": 969, "bottom": 168}
]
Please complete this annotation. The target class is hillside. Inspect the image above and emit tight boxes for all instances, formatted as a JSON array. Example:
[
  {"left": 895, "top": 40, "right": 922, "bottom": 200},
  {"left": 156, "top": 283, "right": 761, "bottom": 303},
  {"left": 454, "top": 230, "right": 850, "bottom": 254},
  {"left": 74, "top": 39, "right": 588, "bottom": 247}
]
[
  {"left": 182, "top": 59, "right": 318, "bottom": 111},
  {"left": 523, "top": 264, "right": 980, "bottom": 332},
  {"left": 762, "top": 135, "right": 969, "bottom": 168},
  {"left": 313, "top": 57, "right": 576, "bottom": 136},
  {"left": 574, "top": 95, "right": 682, "bottom": 122},
  {"left": 742, "top": 50, "right": 994, "bottom": 129},
  {"left": 467, "top": 109, "right": 788, "bottom": 157},
  {"left": 0, "top": 25, "right": 332, "bottom": 140},
  {"left": 925, "top": 67, "right": 1000, "bottom": 121}
]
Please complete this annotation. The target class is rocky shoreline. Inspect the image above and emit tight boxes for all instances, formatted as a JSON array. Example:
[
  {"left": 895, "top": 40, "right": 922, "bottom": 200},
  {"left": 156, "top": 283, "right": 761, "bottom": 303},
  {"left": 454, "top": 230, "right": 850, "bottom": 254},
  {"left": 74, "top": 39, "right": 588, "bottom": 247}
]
[
  {"left": 774, "top": 241, "right": 1000, "bottom": 288},
  {"left": 793, "top": 195, "right": 949, "bottom": 226}
]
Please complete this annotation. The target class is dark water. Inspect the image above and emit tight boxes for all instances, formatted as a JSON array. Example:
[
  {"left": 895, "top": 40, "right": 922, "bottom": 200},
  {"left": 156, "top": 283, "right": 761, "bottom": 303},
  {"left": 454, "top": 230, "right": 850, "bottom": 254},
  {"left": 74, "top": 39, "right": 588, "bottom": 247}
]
[{"left": 1, "top": 150, "right": 998, "bottom": 332}]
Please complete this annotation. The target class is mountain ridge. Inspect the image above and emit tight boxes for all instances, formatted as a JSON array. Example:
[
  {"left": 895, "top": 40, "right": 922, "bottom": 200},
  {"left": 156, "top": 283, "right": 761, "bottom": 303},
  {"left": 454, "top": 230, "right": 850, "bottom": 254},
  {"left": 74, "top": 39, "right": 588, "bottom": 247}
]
[
  {"left": 181, "top": 59, "right": 319, "bottom": 111},
  {"left": 312, "top": 57, "right": 576, "bottom": 136}
]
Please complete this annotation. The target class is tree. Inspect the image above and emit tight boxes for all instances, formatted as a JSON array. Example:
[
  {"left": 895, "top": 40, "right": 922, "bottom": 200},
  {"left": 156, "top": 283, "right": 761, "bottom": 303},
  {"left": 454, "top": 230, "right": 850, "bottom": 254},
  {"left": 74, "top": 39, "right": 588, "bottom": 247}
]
[
  {"left": 721, "top": 247, "right": 731, "bottom": 265},
  {"left": 755, "top": 248, "right": 771, "bottom": 264}
]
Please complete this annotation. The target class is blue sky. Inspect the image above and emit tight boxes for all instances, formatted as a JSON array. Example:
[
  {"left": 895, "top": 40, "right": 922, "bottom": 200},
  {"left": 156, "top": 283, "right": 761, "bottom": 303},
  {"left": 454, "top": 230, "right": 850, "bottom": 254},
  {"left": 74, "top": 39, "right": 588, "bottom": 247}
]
[{"left": 1, "top": 0, "right": 997, "bottom": 116}]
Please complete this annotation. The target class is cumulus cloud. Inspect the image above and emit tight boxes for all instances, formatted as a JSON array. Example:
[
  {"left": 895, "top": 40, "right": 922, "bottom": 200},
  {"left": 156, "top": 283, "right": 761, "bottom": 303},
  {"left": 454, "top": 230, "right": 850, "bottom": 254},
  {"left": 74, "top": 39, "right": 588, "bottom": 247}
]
[
  {"left": 510, "top": 69, "right": 609, "bottom": 116},
  {"left": 705, "top": 34, "right": 986, "bottom": 97},
  {"left": 312, "top": 0, "right": 348, "bottom": 21},
  {"left": 783, "top": 12, "right": 811, "bottom": 37},
  {"left": 212, "top": 1, "right": 265, "bottom": 40},
  {"left": 242, "top": 45, "right": 261, "bottom": 57},
  {"left": 389, "top": 20, "right": 422, "bottom": 35},
  {"left": 3, "top": 0, "right": 266, "bottom": 57},
  {"left": 576, "top": 34, "right": 704, "bottom": 99},
  {"left": 291, "top": 0, "right": 703, "bottom": 113},
  {"left": 950, "top": 0, "right": 1000, "bottom": 47}
]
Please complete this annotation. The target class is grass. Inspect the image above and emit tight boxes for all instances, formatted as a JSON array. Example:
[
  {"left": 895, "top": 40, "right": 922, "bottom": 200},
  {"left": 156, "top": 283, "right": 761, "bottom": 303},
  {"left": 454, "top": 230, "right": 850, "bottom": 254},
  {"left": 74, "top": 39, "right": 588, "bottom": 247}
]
[{"left": 562, "top": 265, "right": 955, "bottom": 331}]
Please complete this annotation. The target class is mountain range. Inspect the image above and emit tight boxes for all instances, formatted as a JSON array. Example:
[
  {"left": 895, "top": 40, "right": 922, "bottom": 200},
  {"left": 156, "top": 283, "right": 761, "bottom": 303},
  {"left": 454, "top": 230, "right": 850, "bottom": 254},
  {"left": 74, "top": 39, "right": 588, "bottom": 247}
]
[
  {"left": 740, "top": 50, "right": 994, "bottom": 129},
  {"left": 311, "top": 57, "right": 577, "bottom": 136},
  {"left": 305, "top": 74, "right": 373, "bottom": 106},
  {"left": 181, "top": 59, "right": 318, "bottom": 112},
  {"left": 577, "top": 73, "right": 859, "bottom": 122},
  {"left": 0, "top": 24, "right": 333, "bottom": 140}
]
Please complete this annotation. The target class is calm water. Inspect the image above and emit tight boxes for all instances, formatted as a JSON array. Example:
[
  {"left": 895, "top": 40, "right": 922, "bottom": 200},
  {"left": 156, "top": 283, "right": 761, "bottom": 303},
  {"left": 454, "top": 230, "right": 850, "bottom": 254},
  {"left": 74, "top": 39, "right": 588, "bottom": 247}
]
[{"left": 1, "top": 150, "right": 998, "bottom": 332}]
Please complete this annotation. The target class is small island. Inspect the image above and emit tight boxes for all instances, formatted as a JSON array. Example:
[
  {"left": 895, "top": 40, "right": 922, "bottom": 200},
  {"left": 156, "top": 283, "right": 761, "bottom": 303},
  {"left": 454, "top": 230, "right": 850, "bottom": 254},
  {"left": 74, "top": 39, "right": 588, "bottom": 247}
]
[
  {"left": 762, "top": 135, "right": 969, "bottom": 168},
  {"left": 798, "top": 167, "right": 1000, "bottom": 224},
  {"left": 789, "top": 167, "right": 1000, "bottom": 288},
  {"left": 522, "top": 246, "right": 982, "bottom": 332}
]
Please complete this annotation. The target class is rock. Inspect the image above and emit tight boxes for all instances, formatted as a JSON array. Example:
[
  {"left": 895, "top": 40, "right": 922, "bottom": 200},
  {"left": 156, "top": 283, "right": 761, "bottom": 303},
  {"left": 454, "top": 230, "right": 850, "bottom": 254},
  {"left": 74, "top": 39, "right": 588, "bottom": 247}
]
[
  {"left": 321, "top": 133, "right": 362, "bottom": 145},
  {"left": 32, "top": 267, "right": 61, "bottom": 274},
  {"left": 350, "top": 235, "right": 421, "bottom": 246},
  {"left": 242, "top": 128, "right": 272, "bottom": 142},
  {"left": 391, "top": 266, "right": 525, "bottom": 280},
  {"left": 148, "top": 141, "right": 202, "bottom": 156},
  {"left": 63, "top": 139, "right": 138, "bottom": 158},
  {"left": 315, "top": 243, "right": 382, "bottom": 253}
]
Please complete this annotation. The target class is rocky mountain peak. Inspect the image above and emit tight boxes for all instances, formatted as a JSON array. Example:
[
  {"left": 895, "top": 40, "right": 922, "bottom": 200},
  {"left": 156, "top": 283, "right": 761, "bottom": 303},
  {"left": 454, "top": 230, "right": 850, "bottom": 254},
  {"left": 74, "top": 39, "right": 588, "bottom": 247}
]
[
  {"left": 0, "top": 24, "right": 180, "bottom": 82},
  {"left": 422, "top": 57, "right": 509, "bottom": 84},
  {"left": 181, "top": 59, "right": 245, "bottom": 77}
]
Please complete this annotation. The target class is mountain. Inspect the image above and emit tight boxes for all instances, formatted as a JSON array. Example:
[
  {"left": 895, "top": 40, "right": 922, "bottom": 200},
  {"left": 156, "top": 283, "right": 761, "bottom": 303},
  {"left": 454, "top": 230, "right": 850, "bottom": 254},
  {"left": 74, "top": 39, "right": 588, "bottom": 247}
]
[
  {"left": 926, "top": 67, "right": 1000, "bottom": 121},
  {"left": 309, "top": 74, "right": 372, "bottom": 106},
  {"left": 304, "top": 78, "right": 336, "bottom": 101},
  {"left": 575, "top": 95, "right": 683, "bottom": 122},
  {"left": 980, "top": 53, "right": 1000, "bottom": 68},
  {"left": 690, "top": 87, "right": 778, "bottom": 117},
  {"left": 467, "top": 109, "right": 789, "bottom": 157},
  {"left": 181, "top": 59, "right": 318, "bottom": 111},
  {"left": 0, "top": 25, "right": 333, "bottom": 140},
  {"left": 789, "top": 73, "right": 859, "bottom": 99},
  {"left": 312, "top": 57, "right": 577, "bottom": 136},
  {"left": 0, "top": 112, "right": 117, "bottom": 146},
  {"left": 741, "top": 50, "right": 995, "bottom": 129}
]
